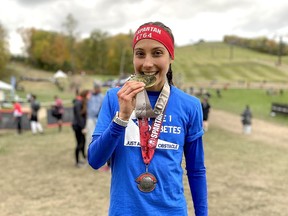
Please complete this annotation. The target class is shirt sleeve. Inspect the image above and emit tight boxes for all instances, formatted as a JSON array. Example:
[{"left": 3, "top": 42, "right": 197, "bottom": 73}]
[
  {"left": 87, "top": 88, "right": 125, "bottom": 169},
  {"left": 184, "top": 137, "right": 208, "bottom": 216},
  {"left": 88, "top": 122, "right": 125, "bottom": 169},
  {"left": 184, "top": 98, "right": 208, "bottom": 216}
]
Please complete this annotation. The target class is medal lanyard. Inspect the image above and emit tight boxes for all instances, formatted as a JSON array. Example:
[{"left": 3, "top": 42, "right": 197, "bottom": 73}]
[
  {"left": 136, "top": 82, "right": 170, "bottom": 165},
  {"left": 138, "top": 113, "right": 165, "bottom": 164}
]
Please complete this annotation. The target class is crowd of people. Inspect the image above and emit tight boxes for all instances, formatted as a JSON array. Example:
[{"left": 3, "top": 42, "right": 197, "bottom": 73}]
[{"left": 12, "top": 84, "right": 105, "bottom": 167}]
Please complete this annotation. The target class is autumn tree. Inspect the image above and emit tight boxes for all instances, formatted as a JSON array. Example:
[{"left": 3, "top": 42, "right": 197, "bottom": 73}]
[
  {"left": 76, "top": 29, "right": 108, "bottom": 74},
  {"left": 106, "top": 33, "right": 134, "bottom": 76},
  {"left": 0, "top": 22, "right": 10, "bottom": 77},
  {"left": 19, "top": 28, "right": 71, "bottom": 71},
  {"left": 17, "top": 15, "right": 135, "bottom": 76}
]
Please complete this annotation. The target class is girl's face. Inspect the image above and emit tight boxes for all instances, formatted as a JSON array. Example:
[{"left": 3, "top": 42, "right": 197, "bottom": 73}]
[{"left": 133, "top": 39, "right": 173, "bottom": 91}]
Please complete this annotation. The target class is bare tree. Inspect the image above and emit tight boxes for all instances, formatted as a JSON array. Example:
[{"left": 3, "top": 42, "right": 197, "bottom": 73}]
[{"left": 62, "top": 13, "right": 78, "bottom": 73}]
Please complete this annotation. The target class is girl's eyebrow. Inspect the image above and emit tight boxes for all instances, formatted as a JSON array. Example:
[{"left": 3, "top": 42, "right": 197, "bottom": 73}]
[{"left": 134, "top": 47, "right": 165, "bottom": 51}]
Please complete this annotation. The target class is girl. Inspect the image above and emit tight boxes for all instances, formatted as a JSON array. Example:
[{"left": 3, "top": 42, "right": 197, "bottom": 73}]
[{"left": 88, "top": 22, "right": 208, "bottom": 215}]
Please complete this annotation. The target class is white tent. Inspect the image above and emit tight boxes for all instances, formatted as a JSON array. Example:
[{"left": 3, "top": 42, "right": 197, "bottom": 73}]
[
  {"left": 53, "top": 70, "right": 67, "bottom": 78},
  {"left": 0, "top": 80, "right": 13, "bottom": 90}
]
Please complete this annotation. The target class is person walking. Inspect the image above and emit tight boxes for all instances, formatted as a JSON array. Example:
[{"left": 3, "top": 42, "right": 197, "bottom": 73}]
[
  {"left": 72, "top": 89, "right": 90, "bottom": 167},
  {"left": 13, "top": 100, "right": 23, "bottom": 134},
  {"left": 241, "top": 105, "right": 252, "bottom": 134},
  {"left": 29, "top": 94, "right": 44, "bottom": 134},
  {"left": 88, "top": 21, "right": 208, "bottom": 215}
]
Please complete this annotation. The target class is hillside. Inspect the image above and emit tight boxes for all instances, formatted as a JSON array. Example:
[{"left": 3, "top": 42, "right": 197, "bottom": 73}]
[
  {"left": 4, "top": 42, "right": 288, "bottom": 86},
  {"left": 173, "top": 42, "right": 288, "bottom": 88},
  {"left": 3, "top": 42, "right": 288, "bottom": 105}
]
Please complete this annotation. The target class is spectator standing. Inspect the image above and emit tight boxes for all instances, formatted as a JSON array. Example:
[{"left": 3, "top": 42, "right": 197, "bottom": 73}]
[
  {"left": 52, "top": 95, "right": 64, "bottom": 132},
  {"left": 86, "top": 81, "right": 104, "bottom": 148},
  {"left": 86, "top": 82, "right": 109, "bottom": 171},
  {"left": 241, "top": 105, "right": 252, "bottom": 134},
  {"left": 29, "top": 94, "right": 44, "bottom": 134},
  {"left": 201, "top": 97, "right": 211, "bottom": 131},
  {"left": 13, "top": 100, "right": 23, "bottom": 134},
  {"left": 216, "top": 89, "right": 221, "bottom": 98},
  {"left": 72, "top": 89, "right": 90, "bottom": 167}
]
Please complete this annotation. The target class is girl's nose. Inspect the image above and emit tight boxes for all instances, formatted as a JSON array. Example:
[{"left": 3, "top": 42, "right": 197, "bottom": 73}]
[{"left": 143, "top": 55, "right": 153, "bottom": 68}]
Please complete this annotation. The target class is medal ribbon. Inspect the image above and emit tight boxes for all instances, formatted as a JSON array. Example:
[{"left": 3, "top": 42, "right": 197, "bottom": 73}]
[
  {"left": 138, "top": 113, "right": 165, "bottom": 164},
  {"left": 136, "top": 81, "right": 170, "bottom": 165}
]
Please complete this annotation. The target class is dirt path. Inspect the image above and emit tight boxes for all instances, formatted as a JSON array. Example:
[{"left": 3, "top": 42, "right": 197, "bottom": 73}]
[{"left": 209, "top": 109, "right": 288, "bottom": 147}]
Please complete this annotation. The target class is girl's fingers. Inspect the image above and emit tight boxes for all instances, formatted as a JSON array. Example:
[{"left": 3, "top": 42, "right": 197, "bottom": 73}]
[{"left": 118, "top": 81, "right": 145, "bottom": 99}]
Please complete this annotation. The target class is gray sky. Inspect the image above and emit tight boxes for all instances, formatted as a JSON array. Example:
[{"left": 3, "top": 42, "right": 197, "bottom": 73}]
[{"left": 1, "top": 0, "right": 288, "bottom": 55}]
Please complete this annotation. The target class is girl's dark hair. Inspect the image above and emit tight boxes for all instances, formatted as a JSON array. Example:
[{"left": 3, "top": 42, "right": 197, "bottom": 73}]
[
  {"left": 80, "top": 89, "right": 90, "bottom": 115},
  {"left": 167, "top": 64, "right": 174, "bottom": 86},
  {"left": 139, "top": 21, "right": 175, "bottom": 86}
]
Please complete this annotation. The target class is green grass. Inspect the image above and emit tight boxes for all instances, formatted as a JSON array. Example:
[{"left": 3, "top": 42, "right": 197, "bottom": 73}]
[
  {"left": 174, "top": 42, "right": 288, "bottom": 83},
  {"left": 206, "top": 88, "right": 288, "bottom": 126},
  {"left": 4, "top": 62, "right": 116, "bottom": 106}
]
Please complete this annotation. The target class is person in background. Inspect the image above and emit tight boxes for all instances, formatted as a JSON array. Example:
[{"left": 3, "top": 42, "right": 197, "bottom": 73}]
[
  {"left": 86, "top": 81, "right": 104, "bottom": 149},
  {"left": 72, "top": 89, "right": 90, "bottom": 167},
  {"left": 85, "top": 81, "right": 109, "bottom": 170},
  {"left": 88, "top": 21, "right": 208, "bottom": 215},
  {"left": 52, "top": 95, "right": 64, "bottom": 132},
  {"left": 13, "top": 100, "right": 23, "bottom": 134},
  {"left": 216, "top": 88, "right": 221, "bottom": 98},
  {"left": 241, "top": 105, "right": 252, "bottom": 134},
  {"left": 201, "top": 97, "right": 211, "bottom": 132},
  {"left": 29, "top": 94, "right": 44, "bottom": 134}
]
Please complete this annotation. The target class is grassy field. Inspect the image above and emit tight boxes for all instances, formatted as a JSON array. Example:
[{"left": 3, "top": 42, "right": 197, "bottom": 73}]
[
  {"left": 207, "top": 88, "right": 288, "bottom": 126},
  {"left": 1, "top": 118, "right": 287, "bottom": 216}
]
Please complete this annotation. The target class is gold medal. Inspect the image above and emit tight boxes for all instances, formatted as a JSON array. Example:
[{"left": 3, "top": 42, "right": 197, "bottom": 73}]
[{"left": 128, "top": 74, "right": 156, "bottom": 88}]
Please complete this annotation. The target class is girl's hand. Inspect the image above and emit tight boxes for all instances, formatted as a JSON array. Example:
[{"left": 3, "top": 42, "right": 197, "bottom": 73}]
[{"left": 117, "top": 81, "right": 145, "bottom": 120}]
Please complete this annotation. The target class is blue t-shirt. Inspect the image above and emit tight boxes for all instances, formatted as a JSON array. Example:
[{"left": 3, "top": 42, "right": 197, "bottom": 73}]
[{"left": 88, "top": 86, "right": 208, "bottom": 216}]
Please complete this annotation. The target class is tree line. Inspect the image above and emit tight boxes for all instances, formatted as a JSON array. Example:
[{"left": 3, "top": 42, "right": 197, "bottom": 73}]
[
  {"left": 17, "top": 27, "right": 134, "bottom": 75},
  {"left": 1, "top": 14, "right": 135, "bottom": 77},
  {"left": 224, "top": 35, "right": 287, "bottom": 56},
  {"left": 1, "top": 14, "right": 287, "bottom": 79}
]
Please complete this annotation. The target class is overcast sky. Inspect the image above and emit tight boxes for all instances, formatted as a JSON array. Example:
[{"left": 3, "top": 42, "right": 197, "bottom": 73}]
[{"left": 1, "top": 0, "right": 288, "bottom": 55}]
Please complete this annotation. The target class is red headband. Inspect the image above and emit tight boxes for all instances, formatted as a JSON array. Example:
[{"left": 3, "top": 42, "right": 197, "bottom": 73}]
[{"left": 133, "top": 24, "right": 174, "bottom": 60}]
